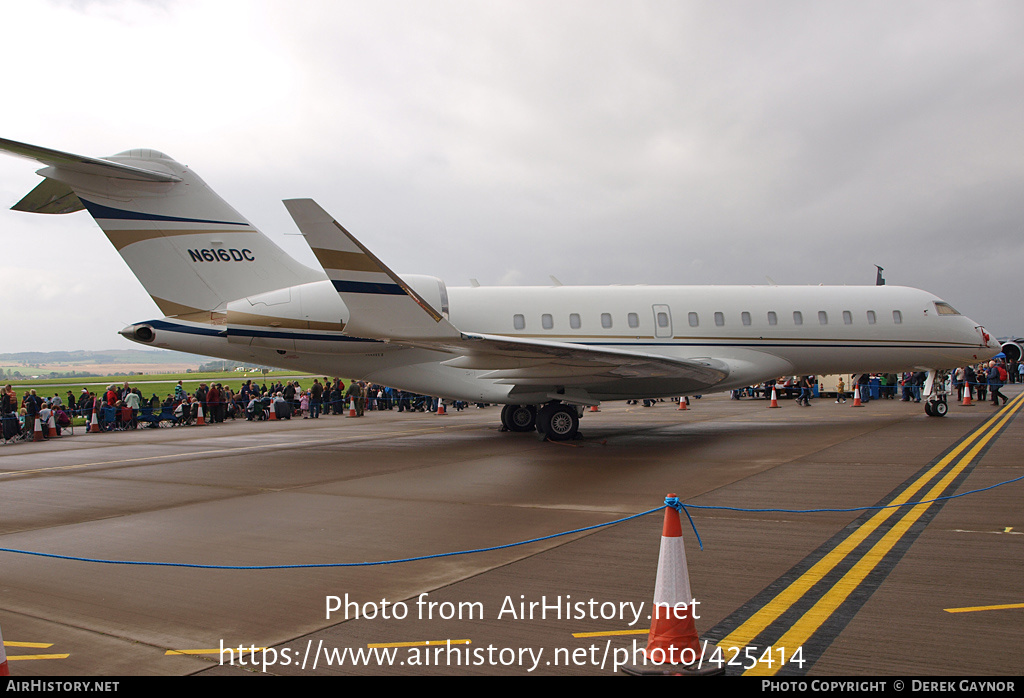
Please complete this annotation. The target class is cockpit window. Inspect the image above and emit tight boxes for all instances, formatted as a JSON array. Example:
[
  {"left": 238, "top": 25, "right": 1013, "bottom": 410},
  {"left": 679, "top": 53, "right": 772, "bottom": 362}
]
[{"left": 934, "top": 302, "right": 960, "bottom": 316}]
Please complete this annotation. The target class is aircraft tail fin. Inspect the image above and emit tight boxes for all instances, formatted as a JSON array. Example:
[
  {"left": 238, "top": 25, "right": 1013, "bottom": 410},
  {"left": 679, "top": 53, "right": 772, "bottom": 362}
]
[{"left": 1, "top": 137, "right": 321, "bottom": 321}]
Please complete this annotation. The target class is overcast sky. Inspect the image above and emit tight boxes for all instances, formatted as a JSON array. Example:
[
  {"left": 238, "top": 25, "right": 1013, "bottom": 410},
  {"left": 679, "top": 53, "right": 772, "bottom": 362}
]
[{"left": 2, "top": 0, "right": 1022, "bottom": 353}]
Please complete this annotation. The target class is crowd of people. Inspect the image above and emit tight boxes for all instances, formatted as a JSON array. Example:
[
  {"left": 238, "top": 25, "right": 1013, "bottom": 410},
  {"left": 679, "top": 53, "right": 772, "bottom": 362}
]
[
  {"left": 3, "top": 357, "right": 1017, "bottom": 444},
  {"left": 0, "top": 377, "right": 457, "bottom": 444},
  {"left": 731, "top": 358, "right": 1018, "bottom": 407}
]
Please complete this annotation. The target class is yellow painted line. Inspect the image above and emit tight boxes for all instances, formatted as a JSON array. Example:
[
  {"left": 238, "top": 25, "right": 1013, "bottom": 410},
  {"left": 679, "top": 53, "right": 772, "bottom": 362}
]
[
  {"left": 165, "top": 647, "right": 266, "bottom": 655},
  {"left": 368, "top": 639, "right": 472, "bottom": 648},
  {"left": 572, "top": 629, "right": 649, "bottom": 638},
  {"left": 7, "top": 654, "right": 69, "bottom": 661},
  {"left": 719, "top": 394, "right": 1023, "bottom": 655},
  {"left": 4, "top": 641, "right": 53, "bottom": 648},
  {"left": 742, "top": 395, "right": 1024, "bottom": 676},
  {"left": 945, "top": 603, "right": 1024, "bottom": 614}
]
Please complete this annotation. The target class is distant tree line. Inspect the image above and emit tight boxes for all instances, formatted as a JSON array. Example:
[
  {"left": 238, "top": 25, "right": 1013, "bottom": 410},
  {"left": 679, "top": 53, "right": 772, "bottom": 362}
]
[{"left": 197, "top": 360, "right": 271, "bottom": 372}]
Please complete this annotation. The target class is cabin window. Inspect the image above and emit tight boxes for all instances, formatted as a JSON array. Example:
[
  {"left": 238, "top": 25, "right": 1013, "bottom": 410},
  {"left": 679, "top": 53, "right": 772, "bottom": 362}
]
[
  {"left": 741, "top": 311, "right": 751, "bottom": 326},
  {"left": 867, "top": 310, "right": 876, "bottom": 325},
  {"left": 542, "top": 314, "right": 553, "bottom": 330},
  {"left": 601, "top": 313, "right": 612, "bottom": 328},
  {"left": 628, "top": 313, "right": 639, "bottom": 328},
  {"left": 714, "top": 312, "right": 725, "bottom": 327},
  {"left": 893, "top": 310, "right": 902, "bottom": 324},
  {"left": 569, "top": 313, "right": 581, "bottom": 329},
  {"left": 688, "top": 312, "right": 699, "bottom": 327},
  {"left": 934, "top": 302, "right": 960, "bottom": 315},
  {"left": 767, "top": 311, "right": 778, "bottom": 326},
  {"left": 513, "top": 314, "right": 525, "bottom": 330},
  {"left": 793, "top": 311, "right": 803, "bottom": 326},
  {"left": 843, "top": 310, "right": 852, "bottom": 325},
  {"left": 657, "top": 312, "right": 669, "bottom": 328},
  {"left": 818, "top": 311, "right": 828, "bottom": 325}
]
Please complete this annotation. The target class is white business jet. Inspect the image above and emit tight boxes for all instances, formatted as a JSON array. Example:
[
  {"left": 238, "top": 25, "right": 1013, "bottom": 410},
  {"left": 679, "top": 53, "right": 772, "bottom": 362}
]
[{"left": 0, "top": 138, "right": 999, "bottom": 439}]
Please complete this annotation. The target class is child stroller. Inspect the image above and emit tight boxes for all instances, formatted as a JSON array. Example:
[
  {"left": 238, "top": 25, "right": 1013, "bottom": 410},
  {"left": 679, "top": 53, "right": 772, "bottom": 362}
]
[{"left": 1, "top": 412, "right": 24, "bottom": 443}]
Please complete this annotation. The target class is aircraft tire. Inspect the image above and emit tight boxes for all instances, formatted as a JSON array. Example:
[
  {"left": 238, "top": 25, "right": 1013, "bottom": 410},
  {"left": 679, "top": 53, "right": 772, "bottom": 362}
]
[
  {"left": 537, "top": 403, "right": 578, "bottom": 441},
  {"left": 932, "top": 400, "right": 948, "bottom": 417},
  {"left": 502, "top": 404, "right": 537, "bottom": 432},
  {"left": 924, "top": 401, "right": 934, "bottom": 416}
]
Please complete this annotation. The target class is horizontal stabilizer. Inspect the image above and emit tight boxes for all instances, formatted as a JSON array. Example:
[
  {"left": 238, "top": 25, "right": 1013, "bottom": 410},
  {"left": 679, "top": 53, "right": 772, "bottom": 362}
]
[
  {"left": 0, "top": 137, "right": 181, "bottom": 183},
  {"left": 2, "top": 137, "right": 323, "bottom": 318},
  {"left": 12, "top": 178, "right": 84, "bottom": 214}
]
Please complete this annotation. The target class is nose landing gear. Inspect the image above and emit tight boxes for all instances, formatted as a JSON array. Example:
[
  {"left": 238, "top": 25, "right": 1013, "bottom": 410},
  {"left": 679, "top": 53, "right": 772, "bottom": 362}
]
[{"left": 924, "top": 369, "right": 949, "bottom": 417}]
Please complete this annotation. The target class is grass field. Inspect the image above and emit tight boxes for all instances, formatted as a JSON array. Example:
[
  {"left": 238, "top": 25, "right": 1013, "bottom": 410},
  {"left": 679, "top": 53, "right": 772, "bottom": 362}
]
[{"left": 5, "top": 370, "right": 330, "bottom": 401}]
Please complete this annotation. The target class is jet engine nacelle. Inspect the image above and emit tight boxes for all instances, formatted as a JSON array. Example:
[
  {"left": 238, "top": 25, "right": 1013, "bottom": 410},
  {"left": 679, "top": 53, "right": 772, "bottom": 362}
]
[
  {"left": 398, "top": 274, "right": 450, "bottom": 318},
  {"left": 223, "top": 280, "right": 351, "bottom": 353},
  {"left": 1001, "top": 340, "right": 1024, "bottom": 363}
]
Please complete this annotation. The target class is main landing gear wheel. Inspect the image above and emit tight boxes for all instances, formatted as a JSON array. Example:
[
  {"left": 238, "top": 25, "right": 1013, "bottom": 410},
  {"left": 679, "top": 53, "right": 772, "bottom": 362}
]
[
  {"left": 501, "top": 404, "right": 537, "bottom": 432},
  {"left": 536, "top": 403, "right": 579, "bottom": 441},
  {"left": 925, "top": 400, "right": 947, "bottom": 417}
]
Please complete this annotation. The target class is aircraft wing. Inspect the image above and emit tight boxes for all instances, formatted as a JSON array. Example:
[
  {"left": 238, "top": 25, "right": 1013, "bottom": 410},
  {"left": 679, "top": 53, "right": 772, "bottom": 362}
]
[
  {"left": 448, "top": 332, "right": 729, "bottom": 386},
  {"left": 285, "top": 198, "right": 729, "bottom": 392}
]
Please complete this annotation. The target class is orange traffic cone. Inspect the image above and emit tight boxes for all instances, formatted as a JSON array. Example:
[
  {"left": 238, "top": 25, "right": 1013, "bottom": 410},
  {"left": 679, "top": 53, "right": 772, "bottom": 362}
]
[
  {"left": 622, "top": 495, "right": 722, "bottom": 676},
  {"left": 852, "top": 385, "right": 863, "bottom": 407},
  {"left": 678, "top": 397, "right": 688, "bottom": 411},
  {"left": 768, "top": 386, "right": 780, "bottom": 408},
  {"left": 347, "top": 397, "right": 357, "bottom": 418},
  {"left": 196, "top": 403, "right": 206, "bottom": 425},
  {"left": 0, "top": 620, "right": 8, "bottom": 675},
  {"left": 961, "top": 386, "right": 974, "bottom": 407},
  {"left": 646, "top": 499, "right": 699, "bottom": 661},
  {"left": 590, "top": 404, "right": 600, "bottom": 413},
  {"left": 89, "top": 399, "right": 100, "bottom": 433},
  {"left": 32, "top": 415, "right": 43, "bottom": 442},
  {"left": 436, "top": 399, "right": 447, "bottom": 415},
  {"left": 47, "top": 414, "right": 60, "bottom": 438}
]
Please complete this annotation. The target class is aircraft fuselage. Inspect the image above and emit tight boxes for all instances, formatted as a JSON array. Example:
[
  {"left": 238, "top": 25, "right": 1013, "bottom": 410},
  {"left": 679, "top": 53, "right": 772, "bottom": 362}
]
[{"left": 122, "top": 280, "right": 994, "bottom": 404}]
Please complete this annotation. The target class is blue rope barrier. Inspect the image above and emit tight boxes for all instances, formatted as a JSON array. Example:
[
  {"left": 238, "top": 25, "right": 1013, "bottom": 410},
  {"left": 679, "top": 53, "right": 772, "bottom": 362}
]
[
  {"left": 666, "top": 495, "right": 704, "bottom": 551},
  {"left": 2, "top": 474, "right": 1021, "bottom": 570},
  {"left": 0, "top": 506, "right": 666, "bottom": 570}
]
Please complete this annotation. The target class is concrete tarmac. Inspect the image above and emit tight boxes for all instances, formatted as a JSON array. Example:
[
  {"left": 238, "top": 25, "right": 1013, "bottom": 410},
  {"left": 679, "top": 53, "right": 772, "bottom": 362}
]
[{"left": 1, "top": 390, "right": 1021, "bottom": 676}]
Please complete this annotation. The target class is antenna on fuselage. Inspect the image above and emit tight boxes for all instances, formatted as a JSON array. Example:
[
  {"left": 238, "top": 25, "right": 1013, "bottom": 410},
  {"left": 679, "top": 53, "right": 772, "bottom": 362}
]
[{"left": 875, "top": 265, "right": 885, "bottom": 286}]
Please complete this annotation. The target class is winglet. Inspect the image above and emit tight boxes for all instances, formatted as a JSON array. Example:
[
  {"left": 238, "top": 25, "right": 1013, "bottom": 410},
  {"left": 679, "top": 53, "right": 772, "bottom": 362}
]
[{"left": 284, "top": 198, "right": 459, "bottom": 341}]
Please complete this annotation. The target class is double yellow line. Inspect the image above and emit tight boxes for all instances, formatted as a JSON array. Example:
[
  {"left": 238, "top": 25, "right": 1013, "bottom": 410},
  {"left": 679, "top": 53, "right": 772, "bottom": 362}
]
[{"left": 716, "top": 393, "right": 1024, "bottom": 676}]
